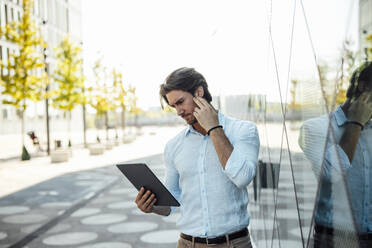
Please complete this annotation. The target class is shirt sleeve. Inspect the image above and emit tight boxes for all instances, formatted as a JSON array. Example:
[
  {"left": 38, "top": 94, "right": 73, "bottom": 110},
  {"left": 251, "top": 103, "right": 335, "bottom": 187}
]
[
  {"left": 298, "top": 121, "right": 326, "bottom": 179},
  {"left": 224, "top": 122, "right": 260, "bottom": 188},
  {"left": 164, "top": 142, "right": 181, "bottom": 214},
  {"left": 323, "top": 144, "right": 352, "bottom": 182},
  {"left": 299, "top": 119, "right": 351, "bottom": 183}
]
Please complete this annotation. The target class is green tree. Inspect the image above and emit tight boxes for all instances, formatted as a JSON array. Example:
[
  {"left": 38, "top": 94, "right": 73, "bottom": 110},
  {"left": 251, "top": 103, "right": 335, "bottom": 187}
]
[
  {"left": 318, "top": 62, "right": 334, "bottom": 109},
  {"left": 0, "top": 0, "right": 47, "bottom": 160},
  {"left": 290, "top": 79, "right": 298, "bottom": 110},
  {"left": 88, "top": 58, "right": 115, "bottom": 142},
  {"left": 127, "top": 85, "right": 141, "bottom": 129},
  {"left": 51, "top": 36, "right": 85, "bottom": 147},
  {"left": 112, "top": 68, "right": 126, "bottom": 139},
  {"left": 318, "top": 40, "right": 358, "bottom": 111},
  {"left": 367, "top": 34, "right": 372, "bottom": 61},
  {"left": 102, "top": 66, "right": 116, "bottom": 141},
  {"left": 336, "top": 40, "right": 358, "bottom": 106}
]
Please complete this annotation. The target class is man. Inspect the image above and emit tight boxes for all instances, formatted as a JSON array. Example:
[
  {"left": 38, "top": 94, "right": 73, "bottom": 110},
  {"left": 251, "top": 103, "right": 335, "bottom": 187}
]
[
  {"left": 135, "top": 67, "right": 259, "bottom": 247},
  {"left": 299, "top": 62, "right": 372, "bottom": 248}
]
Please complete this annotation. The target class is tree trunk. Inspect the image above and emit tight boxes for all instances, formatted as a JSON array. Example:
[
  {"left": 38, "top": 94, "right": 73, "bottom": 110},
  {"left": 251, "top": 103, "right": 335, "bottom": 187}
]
[
  {"left": 105, "top": 112, "right": 109, "bottom": 141},
  {"left": 135, "top": 113, "right": 139, "bottom": 135},
  {"left": 96, "top": 115, "right": 100, "bottom": 143},
  {"left": 121, "top": 106, "right": 125, "bottom": 139},
  {"left": 21, "top": 108, "right": 30, "bottom": 160},
  {"left": 96, "top": 128, "right": 100, "bottom": 143},
  {"left": 82, "top": 103, "right": 87, "bottom": 147},
  {"left": 114, "top": 112, "right": 118, "bottom": 140},
  {"left": 68, "top": 111, "right": 72, "bottom": 147},
  {"left": 21, "top": 109, "right": 25, "bottom": 147}
]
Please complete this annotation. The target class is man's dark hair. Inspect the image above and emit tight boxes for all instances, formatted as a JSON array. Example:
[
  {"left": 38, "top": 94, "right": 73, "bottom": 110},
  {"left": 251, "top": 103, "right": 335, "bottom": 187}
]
[
  {"left": 159, "top": 67, "right": 212, "bottom": 108},
  {"left": 346, "top": 61, "right": 372, "bottom": 99}
]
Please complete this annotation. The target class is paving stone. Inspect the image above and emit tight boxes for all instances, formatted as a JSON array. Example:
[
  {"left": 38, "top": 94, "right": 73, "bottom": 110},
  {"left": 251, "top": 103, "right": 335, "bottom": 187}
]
[
  {"left": 0, "top": 206, "right": 30, "bottom": 215},
  {"left": 42, "top": 232, "right": 98, "bottom": 246},
  {"left": 108, "top": 222, "right": 158, "bottom": 233}
]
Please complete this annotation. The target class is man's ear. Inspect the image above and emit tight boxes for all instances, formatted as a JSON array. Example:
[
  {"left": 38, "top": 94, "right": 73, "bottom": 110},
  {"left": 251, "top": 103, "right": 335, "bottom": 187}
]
[{"left": 194, "top": 86, "right": 204, "bottom": 97}]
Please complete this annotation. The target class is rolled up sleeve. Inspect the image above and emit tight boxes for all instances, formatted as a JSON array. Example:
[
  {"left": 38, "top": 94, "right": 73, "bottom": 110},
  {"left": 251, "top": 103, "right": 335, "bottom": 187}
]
[
  {"left": 299, "top": 120, "right": 328, "bottom": 179},
  {"left": 299, "top": 119, "right": 352, "bottom": 183},
  {"left": 224, "top": 123, "right": 260, "bottom": 188}
]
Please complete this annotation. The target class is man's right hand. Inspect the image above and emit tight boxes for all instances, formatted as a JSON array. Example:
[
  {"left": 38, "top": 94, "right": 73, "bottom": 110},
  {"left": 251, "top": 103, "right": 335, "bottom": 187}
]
[
  {"left": 135, "top": 187, "right": 157, "bottom": 213},
  {"left": 347, "top": 92, "right": 372, "bottom": 125}
]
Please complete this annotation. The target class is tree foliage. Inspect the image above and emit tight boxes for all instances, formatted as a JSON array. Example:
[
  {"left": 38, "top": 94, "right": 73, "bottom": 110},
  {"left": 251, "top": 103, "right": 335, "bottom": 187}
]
[
  {"left": 88, "top": 58, "right": 115, "bottom": 116},
  {"left": 367, "top": 34, "right": 372, "bottom": 61},
  {"left": 317, "top": 40, "right": 359, "bottom": 110},
  {"left": 0, "top": 0, "right": 47, "bottom": 158},
  {"left": 0, "top": 0, "right": 47, "bottom": 111},
  {"left": 112, "top": 68, "right": 126, "bottom": 110},
  {"left": 51, "top": 36, "right": 85, "bottom": 112},
  {"left": 289, "top": 79, "right": 301, "bottom": 110},
  {"left": 126, "top": 85, "right": 141, "bottom": 115},
  {"left": 336, "top": 40, "right": 358, "bottom": 106}
]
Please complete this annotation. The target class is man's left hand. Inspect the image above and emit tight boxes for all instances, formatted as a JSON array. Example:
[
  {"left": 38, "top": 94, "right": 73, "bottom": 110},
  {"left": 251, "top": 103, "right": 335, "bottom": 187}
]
[{"left": 193, "top": 97, "right": 219, "bottom": 131}]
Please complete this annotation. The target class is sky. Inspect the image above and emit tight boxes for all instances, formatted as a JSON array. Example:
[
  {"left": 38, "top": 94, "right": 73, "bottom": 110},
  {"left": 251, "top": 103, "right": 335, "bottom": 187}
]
[{"left": 81, "top": 0, "right": 359, "bottom": 110}]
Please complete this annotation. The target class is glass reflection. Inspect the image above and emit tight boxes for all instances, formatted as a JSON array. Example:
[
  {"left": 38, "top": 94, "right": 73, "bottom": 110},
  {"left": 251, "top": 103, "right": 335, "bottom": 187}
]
[{"left": 299, "top": 62, "right": 372, "bottom": 248}]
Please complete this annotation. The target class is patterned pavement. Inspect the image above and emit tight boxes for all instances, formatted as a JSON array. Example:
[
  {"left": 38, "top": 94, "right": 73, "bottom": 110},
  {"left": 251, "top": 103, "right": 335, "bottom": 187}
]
[
  {"left": 0, "top": 148, "right": 318, "bottom": 248},
  {"left": 0, "top": 154, "right": 181, "bottom": 248}
]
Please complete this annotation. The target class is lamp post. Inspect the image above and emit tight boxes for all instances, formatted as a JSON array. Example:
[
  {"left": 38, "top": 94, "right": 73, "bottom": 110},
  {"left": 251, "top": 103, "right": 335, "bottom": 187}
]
[
  {"left": 81, "top": 41, "right": 87, "bottom": 148},
  {"left": 43, "top": 20, "right": 50, "bottom": 155}
]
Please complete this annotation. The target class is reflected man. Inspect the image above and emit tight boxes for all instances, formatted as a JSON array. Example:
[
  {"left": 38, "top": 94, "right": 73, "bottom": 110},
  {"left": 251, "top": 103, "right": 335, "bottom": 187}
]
[
  {"left": 134, "top": 67, "right": 260, "bottom": 248},
  {"left": 299, "top": 62, "right": 372, "bottom": 248}
]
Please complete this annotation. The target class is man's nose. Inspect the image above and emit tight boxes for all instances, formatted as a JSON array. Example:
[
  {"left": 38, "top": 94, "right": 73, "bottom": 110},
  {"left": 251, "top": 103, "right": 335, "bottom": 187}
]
[{"left": 176, "top": 106, "right": 184, "bottom": 116}]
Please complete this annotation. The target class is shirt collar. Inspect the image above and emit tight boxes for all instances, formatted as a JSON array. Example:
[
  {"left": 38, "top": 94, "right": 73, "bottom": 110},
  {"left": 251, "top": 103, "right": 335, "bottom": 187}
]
[
  {"left": 334, "top": 105, "right": 372, "bottom": 129},
  {"left": 184, "top": 125, "right": 192, "bottom": 136},
  {"left": 184, "top": 111, "right": 224, "bottom": 137}
]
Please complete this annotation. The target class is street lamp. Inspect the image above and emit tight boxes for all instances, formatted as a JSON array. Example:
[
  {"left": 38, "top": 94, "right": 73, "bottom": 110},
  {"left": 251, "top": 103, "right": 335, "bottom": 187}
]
[
  {"left": 80, "top": 41, "right": 87, "bottom": 148},
  {"left": 43, "top": 19, "right": 50, "bottom": 155}
]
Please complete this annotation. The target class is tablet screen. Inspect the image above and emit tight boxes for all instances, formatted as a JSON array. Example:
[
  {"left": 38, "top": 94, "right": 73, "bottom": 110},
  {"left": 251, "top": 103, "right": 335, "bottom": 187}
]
[{"left": 116, "top": 163, "right": 180, "bottom": 207}]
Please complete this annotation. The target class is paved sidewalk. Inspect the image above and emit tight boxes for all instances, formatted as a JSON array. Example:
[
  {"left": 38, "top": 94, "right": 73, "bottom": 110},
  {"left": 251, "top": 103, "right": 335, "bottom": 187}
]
[
  {"left": 0, "top": 126, "right": 183, "bottom": 198},
  {"left": 0, "top": 126, "right": 185, "bottom": 248},
  {"left": 0, "top": 153, "right": 180, "bottom": 248},
  {"left": 0, "top": 125, "right": 318, "bottom": 248}
]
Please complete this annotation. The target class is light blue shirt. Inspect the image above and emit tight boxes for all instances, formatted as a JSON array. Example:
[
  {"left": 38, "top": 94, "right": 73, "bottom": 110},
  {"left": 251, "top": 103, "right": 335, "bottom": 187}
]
[
  {"left": 164, "top": 111, "right": 260, "bottom": 237},
  {"left": 299, "top": 106, "right": 372, "bottom": 233}
]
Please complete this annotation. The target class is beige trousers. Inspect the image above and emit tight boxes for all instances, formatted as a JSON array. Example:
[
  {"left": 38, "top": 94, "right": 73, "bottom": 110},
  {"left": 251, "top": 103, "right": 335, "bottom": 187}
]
[{"left": 177, "top": 235, "right": 252, "bottom": 248}]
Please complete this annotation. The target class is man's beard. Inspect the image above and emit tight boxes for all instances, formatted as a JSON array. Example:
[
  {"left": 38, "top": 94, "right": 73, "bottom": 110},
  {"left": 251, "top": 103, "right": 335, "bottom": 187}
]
[
  {"left": 189, "top": 117, "right": 198, "bottom": 125},
  {"left": 183, "top": 114, "right": 198, "bottom": 125}
]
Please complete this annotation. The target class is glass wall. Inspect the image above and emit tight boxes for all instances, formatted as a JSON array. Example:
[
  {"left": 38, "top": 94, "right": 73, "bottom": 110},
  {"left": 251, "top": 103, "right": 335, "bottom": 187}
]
[{"left": 220, "top": 0, "right": 370, "bottom": 247}]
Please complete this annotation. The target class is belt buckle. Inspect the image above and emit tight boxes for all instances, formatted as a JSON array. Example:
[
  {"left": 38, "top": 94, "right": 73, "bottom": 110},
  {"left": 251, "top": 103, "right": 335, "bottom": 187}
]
[{"left": 206, "top": 238, "right": 217, "bottom": 246}]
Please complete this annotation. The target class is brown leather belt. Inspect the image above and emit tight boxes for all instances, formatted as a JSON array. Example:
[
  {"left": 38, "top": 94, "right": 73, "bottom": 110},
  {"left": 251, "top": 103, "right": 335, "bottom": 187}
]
[{"left": 180, "top": 228, "right": 248, "bottom": 245}]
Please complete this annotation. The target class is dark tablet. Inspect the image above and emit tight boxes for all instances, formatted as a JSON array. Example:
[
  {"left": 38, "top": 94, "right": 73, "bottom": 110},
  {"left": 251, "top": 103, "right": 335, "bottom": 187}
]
[{"left": 116, "top": 163, "right": 180, "bottom": 207}]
